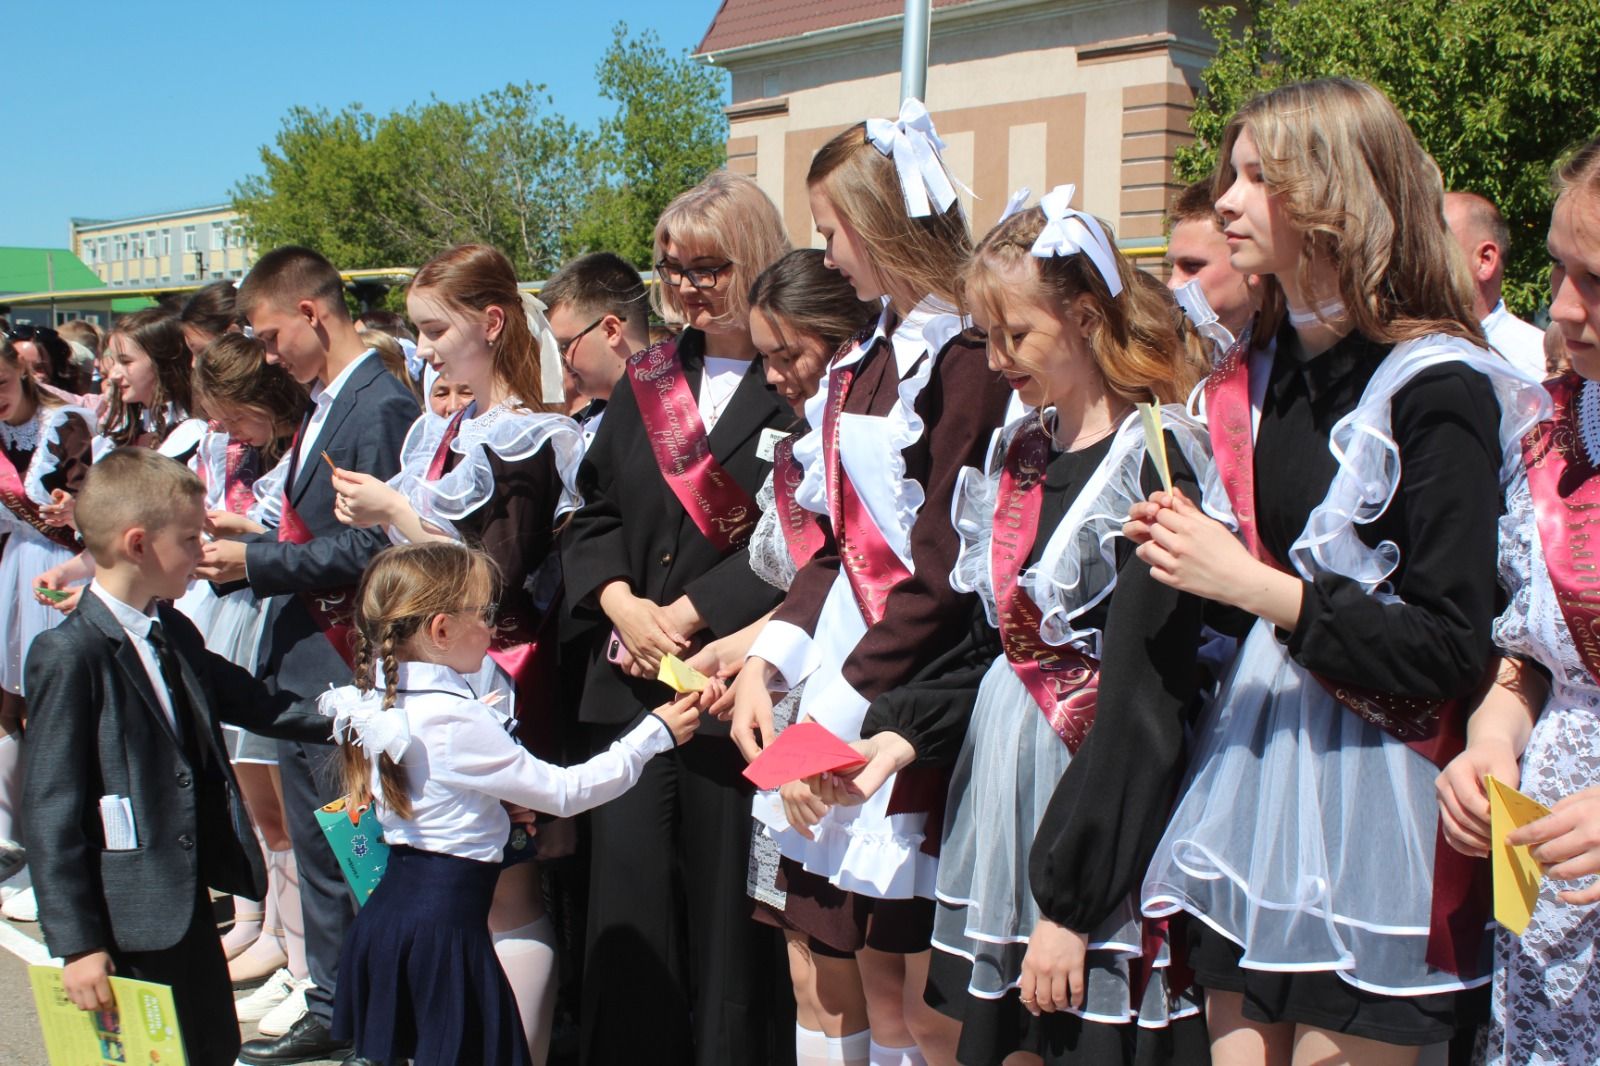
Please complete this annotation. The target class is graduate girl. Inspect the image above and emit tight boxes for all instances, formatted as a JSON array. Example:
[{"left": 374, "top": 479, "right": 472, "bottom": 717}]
[
  {"left": 728, "top": 99, "right": 1013, "bottom": 1065},
  {"left": 325, "top": 541, "right": 700, "bottom": 1066},
  {"left": 100, "top": 308, "right": 208, "bottom": 461},
  {"left": 1434, "top": 135, "right": 1600, "bottom": 1066},
  {"left": 329, "top": 242, "right": 583, "bottom": 1065},
  {"left": 1129, "top": 78, "right": 1547, "bottom": 1064}
]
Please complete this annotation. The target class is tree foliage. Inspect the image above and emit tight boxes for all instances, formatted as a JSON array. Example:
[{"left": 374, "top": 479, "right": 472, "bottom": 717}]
[
  {"left": 1178, "top": 0, "right": 1600, "bottom": 315},
  {"left": 232, "top": 23, "right": 727, "bottom": 280}
]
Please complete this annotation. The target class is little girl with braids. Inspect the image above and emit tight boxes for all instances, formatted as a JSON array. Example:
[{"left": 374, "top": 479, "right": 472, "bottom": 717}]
[{"left": 323, "top": 542, "right": 700, "bottom": 1066}]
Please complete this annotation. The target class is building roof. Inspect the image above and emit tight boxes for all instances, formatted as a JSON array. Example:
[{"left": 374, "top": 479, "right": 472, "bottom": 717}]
[
  {"left": 0, "top": 247, "right": 104, "bottom": 296},
  {"left": 696, "top": 0, "right": 976, "bottom": 56},
  {"left": 70, "top": 204, "right": 234, "bottom": 232}
]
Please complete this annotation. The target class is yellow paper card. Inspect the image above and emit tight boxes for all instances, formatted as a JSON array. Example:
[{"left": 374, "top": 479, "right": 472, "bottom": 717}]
[
  {"left": 1135, "top": 402, "right": 1172, "bottom": 493},
  {"left": 28, "top": 965, "right": 188, "bottom": 1065},
  {"left": 1487, "top": 775, "right": 1551, "bottom": 935},
  {"left": 658, "top": 653, "right": 709, "bottom": 694}
]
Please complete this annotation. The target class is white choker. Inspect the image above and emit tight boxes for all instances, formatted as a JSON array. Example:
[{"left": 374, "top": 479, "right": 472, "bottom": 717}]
[{"left": 1286, "top": 298, "right": 1347, "bottom": 327}]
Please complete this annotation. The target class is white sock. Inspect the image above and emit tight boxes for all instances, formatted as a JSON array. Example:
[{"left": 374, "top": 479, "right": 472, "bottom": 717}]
[
  {"left": 0, "top": 733, "right": 20, "bottom": 844},
  {"left": 274, "top": 848, "right": 308, "bottom": 980},
  {"left": 832, "top": 1030, "right": 871, "bottom": 1066},
  {"left": 492, "top": 915, "right": 557, "bottom": 1066},
  {"left": 869, "top": 1040, "right": 927, "bottom": 1066},
  {"left": 797, "top": 1024, "right": 830, "bottom": 1066}
]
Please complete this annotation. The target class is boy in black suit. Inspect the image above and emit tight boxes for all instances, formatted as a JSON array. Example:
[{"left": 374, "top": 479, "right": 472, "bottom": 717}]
[
  {"left": 22, "top": 448, "right": 331, "bottom": 1066},
  {"left": 194, "top": 246, "right": 417, "bottom": 1065}
]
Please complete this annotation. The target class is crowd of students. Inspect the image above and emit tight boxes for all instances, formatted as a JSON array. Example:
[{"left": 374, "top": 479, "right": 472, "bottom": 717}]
[{"left": 0, "top": 75, "right": 1596, "bottom": 1066}]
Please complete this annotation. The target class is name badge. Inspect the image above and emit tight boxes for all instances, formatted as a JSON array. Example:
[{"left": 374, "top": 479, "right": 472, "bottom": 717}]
[{"left": 756, "top": 427, "right": 788, "bottom": 462}]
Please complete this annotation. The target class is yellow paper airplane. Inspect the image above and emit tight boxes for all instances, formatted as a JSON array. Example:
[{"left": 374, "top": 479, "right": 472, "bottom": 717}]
[
  {"left": 1135, "top": 402, "right": 1172, "bottom": 493},
  {"left": 1487, "top": 775, "right": 1551, "bottom": 935},
  {"left": 658, "top": 653, "right": 709, "bottom": 694}
]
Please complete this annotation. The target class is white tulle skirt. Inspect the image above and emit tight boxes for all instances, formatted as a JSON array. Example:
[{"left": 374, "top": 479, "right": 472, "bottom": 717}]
[
  {"left": 1141, "top": 618, "right": 1491, "bottom": 996},
  {"left": 175, "top": 580, "right": 274, "bottom": 762},
  {"left": 933, "top": 658, "right": 1199, "bottom": 1025},
  {"left": 0, "top": 526, "right": 77, "bottom": 695}
]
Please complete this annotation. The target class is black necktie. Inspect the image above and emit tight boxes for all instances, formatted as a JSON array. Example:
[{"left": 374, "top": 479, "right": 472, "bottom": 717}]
[{"left": 145, "top": 621, "right": 194, "bottom": 749}]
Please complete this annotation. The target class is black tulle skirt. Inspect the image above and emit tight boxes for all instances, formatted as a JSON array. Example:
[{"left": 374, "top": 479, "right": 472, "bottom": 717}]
[{"left": 332, "top": 845, "right": 531, "bottom": 1066}]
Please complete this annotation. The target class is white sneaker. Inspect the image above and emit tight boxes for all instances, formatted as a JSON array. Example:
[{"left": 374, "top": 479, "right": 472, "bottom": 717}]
[
  {"left": 255, "top": 977, "right": 312, "bottom": 1036},
  {"left": 234, "top": 967, "right": 296, "bottom": 1024},
  {"left": 0, "top": 865, "right": 27, "bottom": 905},
  {"left": 1, "top": 882, "right": 36, "bottom": 922}
]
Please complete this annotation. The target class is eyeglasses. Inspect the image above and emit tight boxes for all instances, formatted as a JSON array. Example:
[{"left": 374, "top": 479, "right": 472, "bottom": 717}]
[
  {"left": 655, "top": 259, "right": 734, "bottom": 291},
  {"left": 461, "top": 602, "right": 499, "bottom": 626},
  {"left": 559, "top": 317, "right": 605, "bottom": 361},
  {"left": 5, "top": 325, "right": 58, "bottom": 343}
]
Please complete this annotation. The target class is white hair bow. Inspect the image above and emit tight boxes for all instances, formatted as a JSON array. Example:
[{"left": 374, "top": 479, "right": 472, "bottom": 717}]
[
  {"left": 318, "top": 686, "right": 414, "bottom": 763},
  {"left": 865, "top": 98, "right": 969, "bottom": 219},
  {"left": 521, "top": 291, "right": 567, "bottom": 405},
  {"left": 1032, "top": 185, "right": 1123, "bottom": 298},
  {"left": 998, "top": 187, "right": 1032, "bottom": 224},
  {"left": 1173, "top": 280, "right": 1237, "bottom": 354}
]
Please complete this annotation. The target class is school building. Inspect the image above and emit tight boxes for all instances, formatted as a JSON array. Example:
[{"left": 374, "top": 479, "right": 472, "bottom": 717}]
[
  {"left": 69, "top": 204, "right": 256, "bottom": 289},
  {"left": 693, "top": 0, "right": 1213, "bottom": 253}
]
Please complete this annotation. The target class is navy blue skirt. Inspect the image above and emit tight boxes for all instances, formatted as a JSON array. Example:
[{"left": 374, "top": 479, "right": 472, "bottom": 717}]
[{"left": 332, "top": 845, "right": 532, "bottom": 1066}]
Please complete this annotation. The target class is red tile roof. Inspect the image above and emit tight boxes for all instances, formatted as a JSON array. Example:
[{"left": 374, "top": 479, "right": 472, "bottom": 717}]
[{"left": 697, "top": 0, "right": 976, "bottom": 56}]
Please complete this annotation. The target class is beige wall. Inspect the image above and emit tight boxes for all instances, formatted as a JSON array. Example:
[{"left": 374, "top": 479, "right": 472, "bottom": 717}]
[{"left": 710, "top": 0, "right": 1206, "bottom": 249}]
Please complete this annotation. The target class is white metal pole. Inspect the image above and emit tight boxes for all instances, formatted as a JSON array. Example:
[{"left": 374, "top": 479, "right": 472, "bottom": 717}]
[{"left": 901, "top": 0, "right": 931, "bottom": 104}]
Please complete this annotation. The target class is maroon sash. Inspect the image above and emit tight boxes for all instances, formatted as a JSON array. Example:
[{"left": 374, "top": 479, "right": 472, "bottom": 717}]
[
  {"left": 628, "top": 339, "right": 757, "bottom": 553},
  {"left": 278, "top": 495, "right": 357, "bottom": 669},
  {"left": 1523, "top": 372, "right": 1600, "bottom": 687},
  {"left": 822, "top": 358, "right": 913, "bottom": 625},
  {"left": 772, "top": 434, "right": 827, "bottom": 570},
  {"left": 0, "top": 442, "right": 77, "bottom": 550},
  {"left": 222, "top": 438, "right": 262, "bottom": 517},
  {"left": 1204, "top": 336, "right": 1486, "bottom": 976},
  {"left": 992, "top": 421, "right": 1099, "bottom": 752}
]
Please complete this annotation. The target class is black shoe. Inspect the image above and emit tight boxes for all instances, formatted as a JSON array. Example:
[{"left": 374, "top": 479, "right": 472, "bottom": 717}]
[
  {"left": 340, "top": 1058, "right": 381, "bottom": 1065},
  {"left": 236, "top": 1013, "right": 352, "bottom": 1064}
]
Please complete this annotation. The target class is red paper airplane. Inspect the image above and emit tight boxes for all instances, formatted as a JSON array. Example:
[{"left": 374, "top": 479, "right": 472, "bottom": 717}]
[{"left": 742, "top": 721, "right": 868, "bottom": 791}]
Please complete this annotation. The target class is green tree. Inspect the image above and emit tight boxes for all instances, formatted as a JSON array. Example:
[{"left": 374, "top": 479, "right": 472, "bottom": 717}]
[
  {"left": 569, "top": 24, "right": 730, "bottom": 267},
  {"left": 1178, "top": 0, "right": 1600, "bottom": 314}
]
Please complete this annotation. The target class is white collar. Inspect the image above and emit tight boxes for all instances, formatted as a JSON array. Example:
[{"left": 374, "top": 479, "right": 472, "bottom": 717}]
[
  {"left": 393, "top": 659, "right": 478, "bottom": 697},
  {"left": 1481, "top": 299, "right": 1509, "bottom": 332},
  {"left": 311, "top": 349, "right": 375, "bottom": 406},
  {"left": 89, "top": 579, "right": 155, "bottom": 637},
  {"left": 890, "top": 297, "right": 963, "bottom": 376}
]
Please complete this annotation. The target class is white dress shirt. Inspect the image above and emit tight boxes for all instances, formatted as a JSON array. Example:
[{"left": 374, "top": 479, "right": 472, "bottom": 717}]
[
  {"left": 294, "top": 349, "right": 376, "bottom": 473},
  {"left": 347, "top": 661, "right": 674, "bottom": 862},
  {"left": 88, "top": 581, "right": 177, "bottom": 733},
  {"left": 697, "top": 357, "right": 750, "bottom": 433},
  {"left": 1483, "top": 300, "right": 1547, "bottom": 381}
]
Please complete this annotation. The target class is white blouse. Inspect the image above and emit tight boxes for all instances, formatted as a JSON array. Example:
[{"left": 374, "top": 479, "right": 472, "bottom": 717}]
[{"left": 322, "top": 659, "right": 674, "bottom": 862}]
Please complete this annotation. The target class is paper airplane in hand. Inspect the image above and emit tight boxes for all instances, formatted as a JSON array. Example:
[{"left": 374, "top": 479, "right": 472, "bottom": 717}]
[
  {"left": 743, "top": 721, "right": 868, "bottom": 791},
  {"left": 1487, "top": 775, "right": 1551, "bottom": 935},
  {"left": 657, "top": 653, "right": 710, "bottom": 693},
  {"left": 1135, "top": 402, "right": 1172, "bottom": 492}
]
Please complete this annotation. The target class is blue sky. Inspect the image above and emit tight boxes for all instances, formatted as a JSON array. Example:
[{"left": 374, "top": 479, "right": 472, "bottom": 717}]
[{"left": 1, "top": 0, "right": 727, "bottom": 249}]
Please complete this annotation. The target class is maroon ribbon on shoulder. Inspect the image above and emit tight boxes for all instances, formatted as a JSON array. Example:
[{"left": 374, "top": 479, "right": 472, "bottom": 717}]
[
  {"left": 1204, "top": 336, "right": 1486, "bottom": 977},
  {"left": 276, "top": 424, "right": 356, "bottom": 669},
  {"left": 0, "top": 443, "right": 78, "bottom": 551},
  {"left": 772, "top": 434, "right": 827, "bottom": 570},
  {"left": 628, "top": 338, "right": 758, "bottom": 553}
]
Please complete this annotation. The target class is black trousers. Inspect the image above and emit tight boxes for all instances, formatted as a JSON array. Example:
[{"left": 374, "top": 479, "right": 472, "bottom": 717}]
[
  {"left": 581, "top": 723, "right": 793, "bottom": 1066},
  {"left": 113, "top": 886, "right": 239, "bottom": 1066},
  {"left": 277, "top": 736, "right": 357, "bottom": 1026}
]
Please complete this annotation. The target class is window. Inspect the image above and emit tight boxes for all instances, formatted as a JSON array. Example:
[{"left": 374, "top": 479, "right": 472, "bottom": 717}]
[
  {"left": 145, "top": 230, "right": 158, "bottom": 257},
  {"left": 160, "top": 232, "right": 171, "bottom": 257},
  {"left": 183, "top": 226, "right": 197, "bottom": 252},
  {"left": 83, "top": 243, "right": 96, "bottom": 264},
  {"left": 211, "top": 225, "right": 227, "bottom": 251},
  {"left": 98, "top": 237, "right": 108, "bottom": 262}
]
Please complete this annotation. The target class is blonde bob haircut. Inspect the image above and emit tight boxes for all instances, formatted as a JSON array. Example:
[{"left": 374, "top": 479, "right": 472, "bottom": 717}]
[
  {"left": 1554, "top": 134, "right": 1600, "bottom": 200},
  {"left": 652, "top": 170, "right": 790, "bottom": 330},
  {"left": 807, "top": 123, "right": 971, "bottom": 308},
  {"left": 963, "top": 208, "right": 1204, "bottom": 407},
  {"left": 1215, "top": 77, "right": 1481, "bottom": 349}
]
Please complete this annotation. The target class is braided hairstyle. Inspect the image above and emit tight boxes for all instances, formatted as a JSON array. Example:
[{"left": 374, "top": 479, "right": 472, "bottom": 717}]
[{"left": 339, "top": 542, "right": 499, "bottom": 820}]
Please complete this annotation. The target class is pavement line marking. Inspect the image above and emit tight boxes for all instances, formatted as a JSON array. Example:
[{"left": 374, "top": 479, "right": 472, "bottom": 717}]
[{"left": 0, "top": 920, "right": 55, "bottom": 966}]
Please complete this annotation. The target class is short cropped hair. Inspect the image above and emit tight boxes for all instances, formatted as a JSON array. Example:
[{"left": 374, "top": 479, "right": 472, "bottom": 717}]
[
  {"left": 77, "top": 447, "right": 205, "bottom": 560},
  {"left": 540, "top": 251, "right": 649, "bottom": 325},
  {"left": 1446, "top": 191, "right": 1511, "bottom": 254},
  {"left": 237, "top": 245, "right": 349, "bottom": 319},
  {"left": 1167, "top": 178, "right": 1223, "bottom": 233}
]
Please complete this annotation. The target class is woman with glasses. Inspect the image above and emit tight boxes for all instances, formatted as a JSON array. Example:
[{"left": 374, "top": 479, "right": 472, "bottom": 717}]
[
  {"left": 562, "top": 169, "right": 795, "bottom": 1066},
  {"left": 7, "top": 324, "right": 80, "bottom": 397},
  {"left": 327, "top": 243, "right": 584, "bottom": 1065}
]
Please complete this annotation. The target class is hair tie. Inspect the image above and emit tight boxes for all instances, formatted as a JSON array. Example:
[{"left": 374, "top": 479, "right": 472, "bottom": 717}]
[
  {"left": 1030, "top": 185, "right": 1123, "bottom": 298},
  {"left": 520, "top": 291, "right": 567, "bottom": 405},
  {"left": 864, "top": 98, "right": 971, "bottom": 219}
]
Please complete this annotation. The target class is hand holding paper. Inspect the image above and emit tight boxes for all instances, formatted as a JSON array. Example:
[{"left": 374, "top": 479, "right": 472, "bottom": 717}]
[
  {"left": 742, "top": 721, "right": 867, "bottom": 791},
  {"left": 1135, "top": 402, "right": 1172, "bottom": 492},
  {"left": 658, "top": 653, "right": 710, "bottom": 694},
  {"left": 1487, "top": 775, "right": 1550, "bottom": 934}
]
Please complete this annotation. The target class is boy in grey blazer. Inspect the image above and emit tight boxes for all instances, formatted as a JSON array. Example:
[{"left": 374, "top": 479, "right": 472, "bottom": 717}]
[{"left": 22, "top": 449, "right": 330, "bottom": 1066}]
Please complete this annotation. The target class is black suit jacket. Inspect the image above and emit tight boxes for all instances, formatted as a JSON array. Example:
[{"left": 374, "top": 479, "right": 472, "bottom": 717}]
[
  {"left": 562, "top": 331, "right": 789, "bottom": 725},
  {"left": 241, "top": 353, "right": 418, "bottom": 705},
  {"left": 21, "top": 593, "right": 330, "bottom": 958}
]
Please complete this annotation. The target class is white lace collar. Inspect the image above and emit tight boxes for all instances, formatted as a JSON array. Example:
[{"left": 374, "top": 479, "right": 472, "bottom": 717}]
[{"left": 0, "top": 413, "right": 40, "bottom": 450}]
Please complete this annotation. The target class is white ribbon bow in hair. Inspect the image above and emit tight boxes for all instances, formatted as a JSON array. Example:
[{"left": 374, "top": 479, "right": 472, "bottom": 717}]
[
  {"left": 997, "top": 187, "right": 1032, "bottom": 224},
  {"left": 318, "top": 686, "right": 414, "bottom": 763},
  {"left": 865, "top": 98, "right": 969, "bottom": 219},
  {"left": 1032, "top": 185, "right": 1124, "bottom": 298},
  {"left": 521, "top": 291, "right": 568, "bottom": 406}
]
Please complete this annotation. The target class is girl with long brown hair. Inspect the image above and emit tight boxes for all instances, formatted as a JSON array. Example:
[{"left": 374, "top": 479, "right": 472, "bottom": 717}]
[
  {"left": 327, "top": 242, "right": 583, "bottom": 1064},
  {"left": 1129, "top": 78, "right": 1548, "bottom": 1064},
  {"left": 100, "top": 307, "right": 207, "bottom": 460},
  {"left": 324, "top": 542, "right": 700, "bottom": 1066}
]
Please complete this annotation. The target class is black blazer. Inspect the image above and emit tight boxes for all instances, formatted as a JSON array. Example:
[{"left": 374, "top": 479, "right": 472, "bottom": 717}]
[
  {"left": 240, "top": 352, "right": 418, "bottom": 706},
  {"left": 562, "top": 331, "right": 789, "bottom": 725},
  {"left": 21, "top": 593, "right": 330, "bottom": 959}
]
